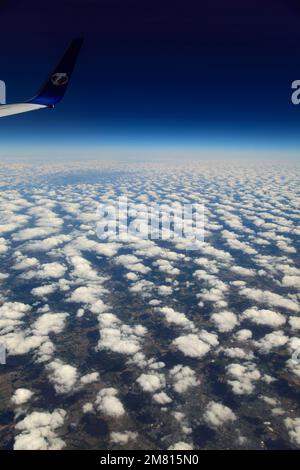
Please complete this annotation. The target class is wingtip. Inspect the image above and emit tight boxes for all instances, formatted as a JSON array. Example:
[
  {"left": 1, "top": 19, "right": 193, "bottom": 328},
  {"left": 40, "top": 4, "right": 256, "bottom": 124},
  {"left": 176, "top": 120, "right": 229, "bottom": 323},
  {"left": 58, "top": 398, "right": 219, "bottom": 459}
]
[{"left": 29, "top": 37, "right": 84, "bottom": 106}]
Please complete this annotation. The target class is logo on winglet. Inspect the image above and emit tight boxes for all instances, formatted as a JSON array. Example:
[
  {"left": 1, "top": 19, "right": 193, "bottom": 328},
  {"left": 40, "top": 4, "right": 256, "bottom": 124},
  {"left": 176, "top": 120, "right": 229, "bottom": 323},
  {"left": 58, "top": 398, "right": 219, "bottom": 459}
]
[{"left": 51, "top": 73, "right": 69, "bottom": 86}]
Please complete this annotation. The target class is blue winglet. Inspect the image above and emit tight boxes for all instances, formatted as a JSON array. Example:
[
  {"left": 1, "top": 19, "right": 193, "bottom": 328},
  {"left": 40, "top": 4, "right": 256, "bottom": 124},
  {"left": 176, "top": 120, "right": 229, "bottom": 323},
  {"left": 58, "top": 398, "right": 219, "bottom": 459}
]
[{"left": 29, "top": 38, "right": 83, "bottom": 106}]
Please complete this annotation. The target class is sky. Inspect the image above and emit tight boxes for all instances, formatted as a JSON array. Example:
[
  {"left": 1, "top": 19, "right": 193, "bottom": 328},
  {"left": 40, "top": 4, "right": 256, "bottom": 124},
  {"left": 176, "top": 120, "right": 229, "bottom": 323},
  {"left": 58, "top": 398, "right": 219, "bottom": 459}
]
[{"left": 1, "top": 0, "right": 300, "bottom": 158}]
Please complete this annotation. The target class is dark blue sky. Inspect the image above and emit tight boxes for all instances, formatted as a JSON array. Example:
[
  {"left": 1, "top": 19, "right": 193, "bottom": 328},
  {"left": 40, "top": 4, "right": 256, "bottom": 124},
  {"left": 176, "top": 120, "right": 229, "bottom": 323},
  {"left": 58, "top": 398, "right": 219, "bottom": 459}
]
[{"left": 1, "top": 0, "right": 300, "bottom": 155}]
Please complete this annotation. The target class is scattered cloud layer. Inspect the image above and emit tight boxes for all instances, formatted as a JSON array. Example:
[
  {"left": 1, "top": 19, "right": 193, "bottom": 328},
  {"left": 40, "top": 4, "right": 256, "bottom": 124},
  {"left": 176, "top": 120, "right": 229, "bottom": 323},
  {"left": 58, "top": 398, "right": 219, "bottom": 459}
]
[{"left": 0, "top": 161, "right": 299, "bottom": 450}]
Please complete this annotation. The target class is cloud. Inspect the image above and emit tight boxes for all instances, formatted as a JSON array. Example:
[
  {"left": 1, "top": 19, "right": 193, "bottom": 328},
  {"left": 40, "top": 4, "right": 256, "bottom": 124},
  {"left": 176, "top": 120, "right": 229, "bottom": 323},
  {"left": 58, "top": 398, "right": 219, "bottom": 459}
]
[
  {"left": 259, "top": 395, "right": 278, "bottom": 407},
  {"left": 222, "top": 347, "right": 254, "bottom": 360},
  {"left": 126, "top": 272, "right": 139, "bottom": 282},
  {"left": 198, "top": 329, "right": 219, "bottom": 347},
  {"left": 153, "top": 259, "right": 180, "bottom": 276},
  {"left": 168, "top": 442, "right": 193, "bottom": 450},
  {"left": 14, "top": 409, "right": 66, "bottom": 450},
  {"left": 95, "top": 388, "right": 125, "bottom": 418},
  {"left": 158, "top": 307, "right": 194, "bottom": 329},
  {"left": 289, "top": 317, "right": 300, "bottom": 331},
  {"left": 24, "top": 235, "right": 70, "bottom": 252},
  {"left": 33, "top": 313, "right": 68, "bottom": 336},
  {"left": 4, "top": 332, "right": 44, "bottom": 356},
  {"left": 254, "top": 330, "right": 289, "bottom": 353},
  {"left": 82, "top": 403, "right": 94, "bottom": 413},
  {"left": 129, "top": 278, "right": 154, "bottom": 295},
  {"left": 0, "top": 302, "right": 59, "bottom": 358},
  {"left": 0, "top": 306, "right": 68, "bottom": 362},
  {"left": 137, "top": 373, "right": 166, "bottom": 393},
  {"left": 169, "top": 365, "right": 199, "bottom": 393},
  {"left": 110, "top": 431, "right": 138, "bottom": 445},
  {"left": 287, "top": 336, "right": 300, "bottom": 365},
  {"left": 172, "top": 334, "right": 211, "bottom": 358},
  {"left": 241, "top": 307, "right": 286, "bottom": 328},
  {"left": 46, "top": 360, "right": 78, "bottom": 394},
  {"left": 31, "top": 284, "right": 57, "bottom": 297},
  {"left": 97, "top": 313, "right": 147, "bottom": 357},
  {"left": 0, "top": 301, "right": 30, "bottom": 332},
  {"left": 34, "top": 339, "right": 55, "bottom": 364},
  {"left": 80, "top": 372, "right": 99, "bottom": 385},
  {"left": 0, "top": 237, "right": 9, "bottom": 254},
  {"left": 11, "top": 388, "right": 34, "bottom": 406},
  {"left": 153, "top": 391, "right": 172, "bottom": 404},
  {"left": 67, "top": 285, "right": 107, "bottom": 306},
  {"left": 234, "top": 329, "right": 253, "bottom": 341},
  {"left": 286, "top": 358, "right": 300, "bottom": 379},
  {"left": 69, "top": 235, "right": 120, "bottom": 257},
  {"left": 239, "top": 287, "right": 299, "bottom": 312},
  {"left": 115, "top": 254, "right": 150, "bottom": 274},
  {"left": 285, "top": 417, "right": 300, "bottom": 447},
  {"left": 69, "top": 255, "right": 99, "bottom": 281},
  {"left": 26, "top": 262, "right": 66, "bottom": 280},
  {"left": 211, "top": 311, "right": 239, "bottom": 332},
  {"left": 225, "top": 238, "right": 257, "bottom": 255},
  {"left": 157, "top": 285, "right": 173, "bottom": 296},
  {"left": 13, "top": 256, "right": 39, "bottom": 270},
  {"left": 282, "top": 275, "right": 300, "bottom": 291},
  {"left": 13, "top": 227, "right": 58, "bottom": 242},
  {"left": 226, "top": 363, "right": 261, "bottom": 395},
  {"left": 199, "top": 243, "right": 232, "bottom": 261},
  {"left": 230, "top": 266, "right": 255, "bottom": 277},
  {"left": 0, "top": 223, "right": 21, "bottom": 235},
  {"left": 203, "top": 401, "right": 236, "bottom": 428},
  {"left": 194, "top": 270, "right": 229, "bottom": 306},
  {"left": 94, "top": 242, "right": 120, "bottom": 257}
]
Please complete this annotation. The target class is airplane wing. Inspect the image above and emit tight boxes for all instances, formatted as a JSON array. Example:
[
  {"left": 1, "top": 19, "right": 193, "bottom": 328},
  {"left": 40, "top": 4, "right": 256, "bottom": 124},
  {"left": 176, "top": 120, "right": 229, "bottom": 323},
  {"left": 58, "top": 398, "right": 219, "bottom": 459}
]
[
  {"left": 0, "top": 103, "right": 47, "bottom": 117},
  {"left": 0, "top": 37, "right": 83, "bottom": 118}
]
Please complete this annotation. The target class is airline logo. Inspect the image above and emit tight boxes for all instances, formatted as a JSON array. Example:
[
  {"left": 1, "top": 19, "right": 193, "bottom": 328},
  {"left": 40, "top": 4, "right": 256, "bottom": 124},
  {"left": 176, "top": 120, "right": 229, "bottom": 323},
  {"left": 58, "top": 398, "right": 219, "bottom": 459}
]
[{"left": 51, "top": 72, "right": 69, "bottom": 86}]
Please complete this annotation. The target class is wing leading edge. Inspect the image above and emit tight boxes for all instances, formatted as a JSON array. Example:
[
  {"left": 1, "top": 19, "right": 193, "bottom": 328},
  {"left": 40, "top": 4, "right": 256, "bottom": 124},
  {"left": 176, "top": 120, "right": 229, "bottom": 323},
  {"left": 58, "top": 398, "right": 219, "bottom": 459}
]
[
  {"left": 0, "top": 38, "right": 83, "bottom": 118},
  {"left": 0, "top": 103, "right": 47, "bottom": 118}
]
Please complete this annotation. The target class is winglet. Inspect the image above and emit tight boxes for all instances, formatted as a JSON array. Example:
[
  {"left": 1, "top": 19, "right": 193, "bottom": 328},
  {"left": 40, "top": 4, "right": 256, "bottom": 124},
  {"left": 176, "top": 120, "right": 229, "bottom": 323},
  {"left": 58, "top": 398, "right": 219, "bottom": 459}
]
[{"left": 29, "top": 37, "right": 83, "bottom": 106}]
